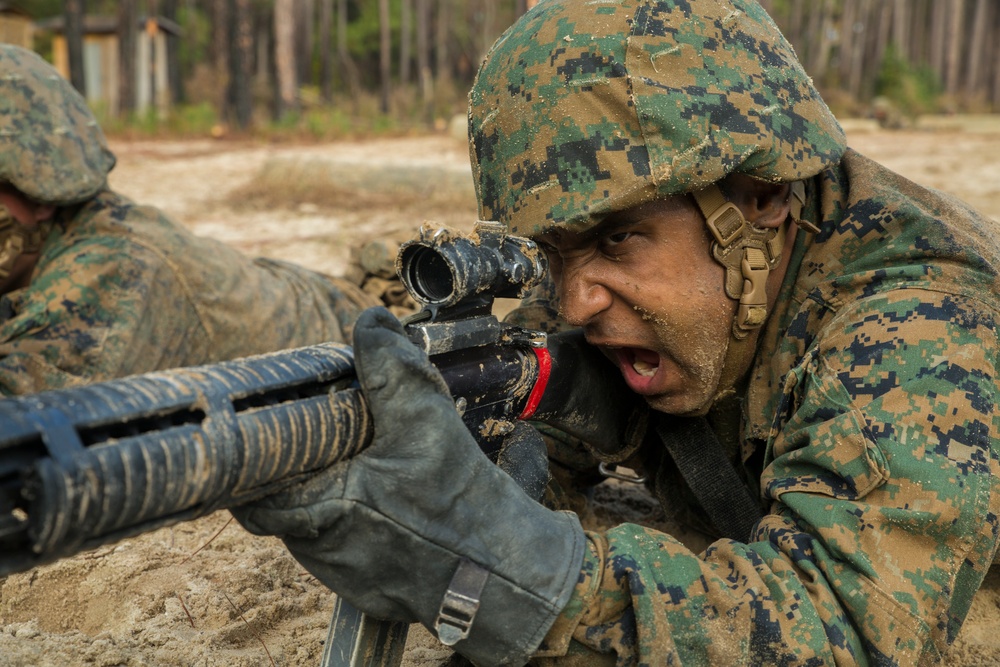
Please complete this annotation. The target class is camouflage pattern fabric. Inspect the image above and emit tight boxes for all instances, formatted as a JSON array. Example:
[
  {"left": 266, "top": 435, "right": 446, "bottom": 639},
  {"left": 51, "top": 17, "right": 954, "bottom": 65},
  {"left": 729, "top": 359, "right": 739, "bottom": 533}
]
[
  {"left": 0, "top": 45, "right": 116, "bottom": 206},
  {"left": 525, "top": 151, "right": 1000, "bottom": 664},
  {"left": 0, "top": 191, "right": 377, "bottom": 396},
  {"left": 468, "top": 0, "right": 1000, "bottom": 662},
  {"left": 469, "top": 0, "right": 846, "bottom": 238}
]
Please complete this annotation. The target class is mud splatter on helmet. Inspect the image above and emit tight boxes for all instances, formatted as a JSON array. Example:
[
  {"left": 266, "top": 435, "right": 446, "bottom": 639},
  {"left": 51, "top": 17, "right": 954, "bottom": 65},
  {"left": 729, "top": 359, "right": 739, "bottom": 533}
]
[
  {"left": 0, "top": 45, "right": 116, "bottom": 206},
  {"left": 469, "top": 0, "right": 847, "bottom": 238}
]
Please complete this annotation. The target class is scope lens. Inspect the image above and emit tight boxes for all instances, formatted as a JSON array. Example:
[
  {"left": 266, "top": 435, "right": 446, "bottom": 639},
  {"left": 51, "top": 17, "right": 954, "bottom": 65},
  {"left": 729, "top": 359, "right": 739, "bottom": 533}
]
[{"left": 402, "top": 246, "right": 455, "bottom": 303}]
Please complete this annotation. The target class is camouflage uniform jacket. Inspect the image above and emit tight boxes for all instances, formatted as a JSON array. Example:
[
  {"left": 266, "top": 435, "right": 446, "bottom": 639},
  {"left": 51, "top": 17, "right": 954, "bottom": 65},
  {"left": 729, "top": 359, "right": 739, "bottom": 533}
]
[
  {"left": 536, "top": 150, "right": 1000, "bottom": 665},
  {"left": 0, "top": 190, "right": 372, "bottom": 395}
]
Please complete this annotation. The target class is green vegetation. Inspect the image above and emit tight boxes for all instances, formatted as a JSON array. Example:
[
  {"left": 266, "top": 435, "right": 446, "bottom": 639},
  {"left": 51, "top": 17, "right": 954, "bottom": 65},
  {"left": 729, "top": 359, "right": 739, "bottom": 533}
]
[{"left": 875, "top": 44, "right": 942, "bottom": 119}]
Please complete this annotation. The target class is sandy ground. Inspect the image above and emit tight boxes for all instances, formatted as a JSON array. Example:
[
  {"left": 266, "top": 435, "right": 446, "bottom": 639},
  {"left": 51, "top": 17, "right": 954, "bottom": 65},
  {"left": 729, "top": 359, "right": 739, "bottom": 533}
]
[{"left": 3, "top": 124, "right": 1000, "bottom": 666}]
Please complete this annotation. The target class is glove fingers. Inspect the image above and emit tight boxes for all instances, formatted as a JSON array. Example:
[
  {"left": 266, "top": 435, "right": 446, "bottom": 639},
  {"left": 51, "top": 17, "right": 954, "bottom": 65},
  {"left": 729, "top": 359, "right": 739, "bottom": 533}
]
[
  {"left": 232, "top": 504, "right": 317, "bottom": 539},
  {"left": 353, "top": 307, "right": 457, "bottom": 429},
  {"left": 497, "top": 422, "right": 550, "bottom": 502}
]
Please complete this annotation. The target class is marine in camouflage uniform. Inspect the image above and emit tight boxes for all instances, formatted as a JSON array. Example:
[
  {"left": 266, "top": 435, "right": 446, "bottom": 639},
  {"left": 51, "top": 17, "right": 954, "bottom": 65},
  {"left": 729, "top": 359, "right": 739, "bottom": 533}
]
[
  {"left": 0, "top": 45, "right": 375, "bottom": 396},
  {"left": 471, "top": 0, "right": 1000, "bottom": 664},
  {"left": 234, "top": 1, "right": 999, "bottom": 665}
]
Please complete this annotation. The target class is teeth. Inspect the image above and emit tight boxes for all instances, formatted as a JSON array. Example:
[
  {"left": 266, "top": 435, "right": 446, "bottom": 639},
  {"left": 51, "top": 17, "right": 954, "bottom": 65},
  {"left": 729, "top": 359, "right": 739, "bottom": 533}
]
[{"left": 633, "top": 359, "right": 657, "bottom": 377}]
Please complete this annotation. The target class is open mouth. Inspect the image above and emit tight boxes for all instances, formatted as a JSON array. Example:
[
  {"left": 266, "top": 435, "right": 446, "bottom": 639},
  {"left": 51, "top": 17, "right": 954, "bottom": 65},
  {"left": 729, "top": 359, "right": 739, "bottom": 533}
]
[
  {"left": 632, "top": 357, "right": 657, "bottom": 377},
  {"left": 614, "top": 347, "right": 662, "bottom": 390}
]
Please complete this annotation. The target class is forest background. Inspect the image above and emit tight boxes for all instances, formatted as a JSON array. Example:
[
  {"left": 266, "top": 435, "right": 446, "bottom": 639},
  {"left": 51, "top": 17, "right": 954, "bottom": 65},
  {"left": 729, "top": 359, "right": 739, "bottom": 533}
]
[{"left": 21, "top": 0, "right": 1000, "bottom": 140}]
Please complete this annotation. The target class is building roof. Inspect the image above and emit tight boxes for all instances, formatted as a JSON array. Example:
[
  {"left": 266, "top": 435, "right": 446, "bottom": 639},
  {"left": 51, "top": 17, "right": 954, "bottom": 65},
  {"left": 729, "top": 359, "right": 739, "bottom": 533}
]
[
  {"left": 0, "top": 2, "right": 31, "bottom": 17},
  {"left": 36, "top": 14, "right": 182, "bottom": 37}
]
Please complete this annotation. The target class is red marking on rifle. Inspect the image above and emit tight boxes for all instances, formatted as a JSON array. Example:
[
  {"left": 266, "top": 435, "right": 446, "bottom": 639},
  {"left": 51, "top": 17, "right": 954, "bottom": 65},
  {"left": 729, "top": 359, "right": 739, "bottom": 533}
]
[{"left": 519, "top": 347, "right": 551, "bottom": 420}]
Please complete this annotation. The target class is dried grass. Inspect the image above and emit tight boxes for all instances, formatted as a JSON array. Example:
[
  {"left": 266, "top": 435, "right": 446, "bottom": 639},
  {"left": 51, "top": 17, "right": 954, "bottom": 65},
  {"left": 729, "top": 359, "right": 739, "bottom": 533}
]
[{"left": 226, "top": 156, "right": 478, "bottom": 221}]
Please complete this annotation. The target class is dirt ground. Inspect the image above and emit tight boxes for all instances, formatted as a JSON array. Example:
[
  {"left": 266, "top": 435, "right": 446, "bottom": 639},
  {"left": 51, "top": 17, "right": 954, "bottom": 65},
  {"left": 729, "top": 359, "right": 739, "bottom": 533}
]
[{"left": 3, "top": 124, "right": 1000, "bottom": 666}]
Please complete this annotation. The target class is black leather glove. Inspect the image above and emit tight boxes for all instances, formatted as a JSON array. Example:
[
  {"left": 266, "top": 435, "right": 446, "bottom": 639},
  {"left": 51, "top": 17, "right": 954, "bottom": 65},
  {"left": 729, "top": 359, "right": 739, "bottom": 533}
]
[{"left": 233, "top": 307, "right": 586, "bottom": 666}]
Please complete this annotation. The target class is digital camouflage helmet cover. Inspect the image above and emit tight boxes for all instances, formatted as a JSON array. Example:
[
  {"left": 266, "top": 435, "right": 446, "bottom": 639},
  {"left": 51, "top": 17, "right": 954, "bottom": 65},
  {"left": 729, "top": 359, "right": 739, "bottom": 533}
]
[
  {"left": 0, "top": 44, "right": 116, "bottom": 206},
  {"left": 468, "top": 0, "right": 847, "bottom": 238},
  {"left": 0, "top": 45, "right": 115, "bottom": 280}
]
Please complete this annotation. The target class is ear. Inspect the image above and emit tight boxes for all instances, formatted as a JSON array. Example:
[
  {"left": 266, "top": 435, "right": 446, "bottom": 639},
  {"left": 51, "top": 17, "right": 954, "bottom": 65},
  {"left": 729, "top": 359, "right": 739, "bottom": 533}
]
[{"left": 721, "top": 173, "right": 792, "bottom": 229}]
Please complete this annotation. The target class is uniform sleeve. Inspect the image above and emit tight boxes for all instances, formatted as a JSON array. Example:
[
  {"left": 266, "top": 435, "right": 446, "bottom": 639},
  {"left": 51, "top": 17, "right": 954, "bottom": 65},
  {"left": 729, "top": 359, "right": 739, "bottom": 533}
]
[
  {"left": 0, "top": 232, "right": 208, "bottom": 395},
  {"left": 535, "top": 287, "right": 1000, "bottom": 665},
  {"left": 0, "top": 198, "right": 378, "bottom": 397}
]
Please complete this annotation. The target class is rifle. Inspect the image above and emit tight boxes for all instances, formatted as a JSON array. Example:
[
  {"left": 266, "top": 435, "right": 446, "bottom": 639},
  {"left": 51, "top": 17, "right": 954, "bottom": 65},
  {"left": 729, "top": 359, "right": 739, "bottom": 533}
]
[{"left": 0, "top": 221, "right": 640, "bottom": 665}]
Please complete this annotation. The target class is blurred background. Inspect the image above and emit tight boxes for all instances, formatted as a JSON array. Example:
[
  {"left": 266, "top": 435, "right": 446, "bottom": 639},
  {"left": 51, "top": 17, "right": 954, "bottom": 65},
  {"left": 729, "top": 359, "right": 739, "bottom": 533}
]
[{"left": 5, "top": 0, "right": 1000, "bottom": 139}]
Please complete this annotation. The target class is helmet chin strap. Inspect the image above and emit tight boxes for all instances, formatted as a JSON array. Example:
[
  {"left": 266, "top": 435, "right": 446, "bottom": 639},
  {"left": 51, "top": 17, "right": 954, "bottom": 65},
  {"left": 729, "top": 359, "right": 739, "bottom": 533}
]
[{"left": 691, "top": 180, "right": 807, "bottom": 399}]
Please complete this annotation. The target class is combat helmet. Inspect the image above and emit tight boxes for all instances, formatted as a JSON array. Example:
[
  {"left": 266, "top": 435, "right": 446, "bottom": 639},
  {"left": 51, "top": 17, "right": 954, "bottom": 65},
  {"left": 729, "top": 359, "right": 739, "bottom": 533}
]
[
  {"left": 0, "top": 45, "right": 116, "bottom": 206},
  {"left": 469, "top": 0, "right": 846, "bottom": 338}
]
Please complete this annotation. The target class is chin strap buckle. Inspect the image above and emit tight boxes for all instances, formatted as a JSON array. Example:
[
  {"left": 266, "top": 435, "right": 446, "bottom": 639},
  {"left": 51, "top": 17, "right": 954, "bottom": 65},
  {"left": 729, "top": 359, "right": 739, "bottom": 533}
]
[
  {"left": 434, "top": 559, "right": 489, "bottom": 646},
  {"left": 692, "top": 183, "right": 792, "bottom": 339}
]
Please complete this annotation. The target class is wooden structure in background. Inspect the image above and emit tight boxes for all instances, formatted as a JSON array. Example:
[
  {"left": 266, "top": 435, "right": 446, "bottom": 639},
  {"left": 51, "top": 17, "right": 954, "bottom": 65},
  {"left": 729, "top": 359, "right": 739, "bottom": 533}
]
[
  {"left": 0, "top": 3, "right": 32, "bottom": 49},
  {"left": 37, "top": 15, "right": 181, "bottom": 116}
]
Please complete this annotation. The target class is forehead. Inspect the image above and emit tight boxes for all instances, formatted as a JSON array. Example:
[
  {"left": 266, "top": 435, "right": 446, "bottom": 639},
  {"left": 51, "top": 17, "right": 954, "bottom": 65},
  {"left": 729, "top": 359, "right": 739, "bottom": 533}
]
[{"left": 536, "top": 194, "right": 701, "bottom": 247}]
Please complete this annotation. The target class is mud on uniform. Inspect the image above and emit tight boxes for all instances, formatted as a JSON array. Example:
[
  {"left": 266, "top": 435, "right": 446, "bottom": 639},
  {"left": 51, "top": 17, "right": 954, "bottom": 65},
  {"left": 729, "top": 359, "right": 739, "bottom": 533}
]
[
  {"left": 471, "top": 0, "right": 1000, "bottom": 663},
  {"left": 518, "top": 149, "right": 1000, "bottom": 665},
  {"left": 0, "top": 45, "right": 378, "bottom": 396},
  {"left": 0, "top": 191, "right": 375, "bottom": 395}
]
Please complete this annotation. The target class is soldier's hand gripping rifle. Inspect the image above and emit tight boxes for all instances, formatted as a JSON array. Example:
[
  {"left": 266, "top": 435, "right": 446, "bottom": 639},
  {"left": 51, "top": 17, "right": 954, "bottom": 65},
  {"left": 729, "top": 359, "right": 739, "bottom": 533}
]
[{"left": 0, "top": 222, "right": 640, "bottom": 665}]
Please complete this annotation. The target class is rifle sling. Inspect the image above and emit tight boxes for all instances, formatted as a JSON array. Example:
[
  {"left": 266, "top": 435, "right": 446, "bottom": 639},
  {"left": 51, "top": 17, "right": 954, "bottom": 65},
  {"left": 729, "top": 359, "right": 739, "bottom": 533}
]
[{"left": 654, "top": 416, "right": 763, "bottom": 542}]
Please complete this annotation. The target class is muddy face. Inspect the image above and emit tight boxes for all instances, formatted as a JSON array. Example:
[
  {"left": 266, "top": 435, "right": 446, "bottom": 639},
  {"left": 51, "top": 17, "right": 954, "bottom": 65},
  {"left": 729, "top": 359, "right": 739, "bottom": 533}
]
[{"left": 537, "top": 195, "right": 738, "bottom": 417}]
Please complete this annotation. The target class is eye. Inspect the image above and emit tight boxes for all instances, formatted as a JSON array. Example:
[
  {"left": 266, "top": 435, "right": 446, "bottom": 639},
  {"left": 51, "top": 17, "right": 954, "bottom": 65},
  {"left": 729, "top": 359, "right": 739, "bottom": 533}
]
[
  {"left": 598, "top": 229, "right": 637, "bottom": 255},
  {"left": 534, "top": 240, "right": 560, "bottom": 263},
  {"left": 604, "top": 231, "right": 633, "bottom": 246}
]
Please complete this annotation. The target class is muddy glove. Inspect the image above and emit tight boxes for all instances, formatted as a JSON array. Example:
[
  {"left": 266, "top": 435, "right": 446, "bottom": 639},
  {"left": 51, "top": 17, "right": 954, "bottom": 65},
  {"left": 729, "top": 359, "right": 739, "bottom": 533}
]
[
  {"left": 234, "top": 307, "right": 586, "bottom": 666},
  {"left": 495, "top": 421, "right": 550, "bottom": 502}
]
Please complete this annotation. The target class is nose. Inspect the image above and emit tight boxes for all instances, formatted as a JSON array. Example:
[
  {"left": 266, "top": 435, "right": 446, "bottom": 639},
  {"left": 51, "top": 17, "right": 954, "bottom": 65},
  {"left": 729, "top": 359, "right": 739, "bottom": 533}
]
[{"left": 557, "top": 261, "right": 613, "bottom": 326}]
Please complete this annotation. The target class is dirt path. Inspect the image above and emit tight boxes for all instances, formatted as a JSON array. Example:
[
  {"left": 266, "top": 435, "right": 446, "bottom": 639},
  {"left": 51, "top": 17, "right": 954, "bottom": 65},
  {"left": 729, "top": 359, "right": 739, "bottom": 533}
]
[{"left": 1, "top": 128, "right": 1000, "bottom": 666}]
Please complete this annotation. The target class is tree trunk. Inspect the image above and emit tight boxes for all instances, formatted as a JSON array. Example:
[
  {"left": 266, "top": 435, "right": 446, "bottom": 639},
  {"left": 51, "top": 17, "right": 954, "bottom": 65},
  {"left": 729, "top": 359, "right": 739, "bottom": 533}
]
[
  {"left": 801, "top": 0, "right": 821, "bottom": 74},
  {"left": 928, "top": 1, "right": 948, "bottom": 83},
  {"left": 64, "top": 0, "right": 86, "bottom": 96},
  {"left": 145, "top": 0, "right": 161, "bottom": 114},
  {"left": 118, "top": 0, "right": 137, "bottom": 115},
  {"left": 379, "top": 0, "right": 391, "bottom": 114},
  {"left": 161, "top": 0, "right": 184, "bottom": 105},
  {"left": 336, "top": 0, "right": 360, "bottom": 99},
  {"left": 786, "top": 0, "right": 805, "bottom": 60},
  {"left": 908, "top": 0, "right": 928, "bottom": 67},
  {"left": 295, "top": 0, "right": 314, "bottom": 88},
  {"left": 993, "top": 5, "right": 1000, "bottom": 108},
  {"left": 965, "top": 0, "right": 990, "bottom": 99},
  {"left": 891, "top": 0, "right": 908, "bottom": 59},
  {"left": 836, "top": 0, "right": 869, "bottom": 99},
  {"left": 480, "top": 2, "right": 496, "bottom": 65},
  {"left": 837, "top": 0, "right": 855, "bottom": 90},
  {"left": 319, "top": 0, "right": 333, "bottom": 103},
  {"left": 399, "top": 0, "right": 412, "bottom": 86},
  {"left": 212, "top": 0, "right": 229, "bottom": 121},
  {"left": 275, "top": 0, "right": 298, "bottom": 117},
  {"left": 416, "top": 0, "right": 432, "bottom": 118},
  {"left": 944, "top": 0, "right": 965, "bottom": 96},
  {"left": 228, "top": 0, "right": 254, "bottom": 128},
  {"left": 435, "top": 0, "right": 450, "bottom": 87},
  {"left": 864, "top": 0, "right": 893, "bottom": 99},
  {"left": 809, "top": 0, "right": 836, "bottom": 83}
]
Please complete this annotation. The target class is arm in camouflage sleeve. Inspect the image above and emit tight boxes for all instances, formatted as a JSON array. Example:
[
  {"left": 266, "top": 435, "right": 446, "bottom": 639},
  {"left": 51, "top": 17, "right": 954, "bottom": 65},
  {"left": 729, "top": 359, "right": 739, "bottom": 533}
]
[
  {"left": 0, "top": 220, "right": 205, "bottom": 395},
  {"left": 0, "top": 195, "right": 370, "bottom": 396},
  {"left": 533, "top": 288, "right": 1000, "bottom": 665}
]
